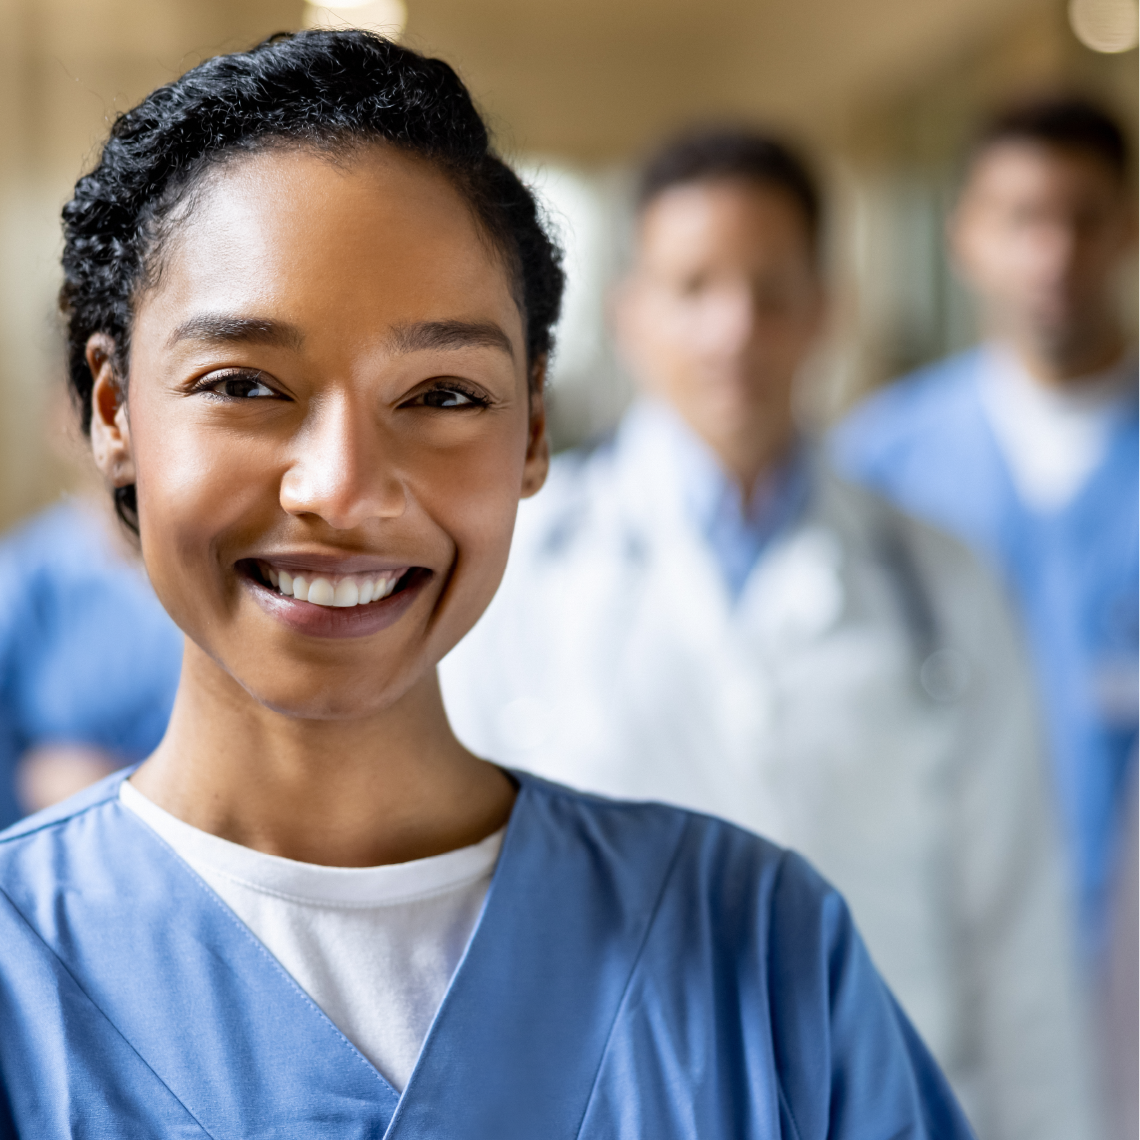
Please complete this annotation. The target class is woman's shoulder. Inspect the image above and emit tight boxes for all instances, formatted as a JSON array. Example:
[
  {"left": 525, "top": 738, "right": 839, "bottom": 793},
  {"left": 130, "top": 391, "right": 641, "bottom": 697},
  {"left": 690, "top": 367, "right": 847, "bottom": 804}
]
[
  {"left": 511, "top": 772, "right": 971, "bottom": 1138},
  {"left": 0, "top": 770, "right": 133, "bottom": 881},
  {"left": 506, "top": 769, "right": 864, "bottom": 1012},
  {"left": 510, "top": 768, "right": 836, "bottom": 917}
]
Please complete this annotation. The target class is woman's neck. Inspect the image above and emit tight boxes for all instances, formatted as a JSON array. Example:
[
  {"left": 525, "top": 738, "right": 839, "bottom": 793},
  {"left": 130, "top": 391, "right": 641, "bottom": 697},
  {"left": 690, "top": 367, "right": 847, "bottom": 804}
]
[{"left": 130, "top": 641, "right": 515, "bottom": 867}]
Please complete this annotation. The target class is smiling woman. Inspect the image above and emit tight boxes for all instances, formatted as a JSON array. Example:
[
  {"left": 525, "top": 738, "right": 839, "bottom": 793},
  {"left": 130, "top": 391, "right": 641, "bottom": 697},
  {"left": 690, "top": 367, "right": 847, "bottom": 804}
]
[{"left": 0, "top": 30, "right": 974, "bottom": 1140}]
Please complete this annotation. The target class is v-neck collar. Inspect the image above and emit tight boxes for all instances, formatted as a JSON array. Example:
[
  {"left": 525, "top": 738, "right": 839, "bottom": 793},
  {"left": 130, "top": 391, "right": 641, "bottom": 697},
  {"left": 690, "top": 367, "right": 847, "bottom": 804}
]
[
  {"left": 385, "top": 771, "right": 688, "bottom": 1138},
  {"left": 2, "top": 773, "right": 401, "bottom": 1135},
  {"left": 2, "top": 769, "right": 688, "bottom": 1139}
]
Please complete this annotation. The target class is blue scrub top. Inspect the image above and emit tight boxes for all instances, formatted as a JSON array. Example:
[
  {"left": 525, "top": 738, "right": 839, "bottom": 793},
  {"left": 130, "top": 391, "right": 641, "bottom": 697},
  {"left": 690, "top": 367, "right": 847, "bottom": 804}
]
[
  {"left": 832, "top": 348, "right": 1139, "bottom": 953},
  {"left": 0, "top": 501, "right": 183, "bottom": 827},
  {"left": 0, "top": 768, "right": 974, "bottom": 1139}
]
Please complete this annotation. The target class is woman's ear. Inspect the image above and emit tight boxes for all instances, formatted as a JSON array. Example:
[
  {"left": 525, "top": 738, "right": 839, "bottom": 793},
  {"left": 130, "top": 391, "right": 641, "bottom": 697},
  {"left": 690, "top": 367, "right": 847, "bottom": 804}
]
[
  {"left": 520, "top": 358, "right": 550, "bottom": 500},
  {"left": 86, "top": 333, "right": 135, "bottom": 488}
]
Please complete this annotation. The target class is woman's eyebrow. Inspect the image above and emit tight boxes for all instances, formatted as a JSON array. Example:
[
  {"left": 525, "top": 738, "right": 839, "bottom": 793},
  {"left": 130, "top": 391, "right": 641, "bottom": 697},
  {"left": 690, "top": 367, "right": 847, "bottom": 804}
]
[
  {"left": 388, "top": 320, "right": 515, "bottom": 360},
  {"left": 167, "top": 315, "right": 305, "bottom": 350}
]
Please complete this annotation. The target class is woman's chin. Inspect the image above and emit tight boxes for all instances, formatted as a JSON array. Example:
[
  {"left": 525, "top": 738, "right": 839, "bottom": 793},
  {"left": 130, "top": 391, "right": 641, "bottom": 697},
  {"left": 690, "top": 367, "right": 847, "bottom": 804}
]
[{"left": 235, "top": 670, "right": 415, "bottom": 723}]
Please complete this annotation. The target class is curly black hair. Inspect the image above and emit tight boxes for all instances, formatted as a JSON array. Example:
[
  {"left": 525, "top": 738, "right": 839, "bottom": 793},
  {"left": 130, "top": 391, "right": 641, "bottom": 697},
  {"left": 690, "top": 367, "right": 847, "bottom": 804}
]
[{"left": 59, "top": 29, "right": 564, "bottom": 530}]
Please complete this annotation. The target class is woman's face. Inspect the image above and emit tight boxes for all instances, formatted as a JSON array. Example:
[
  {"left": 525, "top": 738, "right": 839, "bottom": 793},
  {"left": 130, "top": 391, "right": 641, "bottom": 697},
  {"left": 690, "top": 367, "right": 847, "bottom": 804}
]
[{"left": 91, "top": 145, "right": 547, "bottom": 720}]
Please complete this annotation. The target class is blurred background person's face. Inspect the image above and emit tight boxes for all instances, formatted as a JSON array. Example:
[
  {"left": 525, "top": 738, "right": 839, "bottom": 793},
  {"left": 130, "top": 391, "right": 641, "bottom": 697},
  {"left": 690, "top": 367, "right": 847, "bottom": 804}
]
[
  {"left": 951, "top": 141, "right": 1133, "bottom": 380},
  {"left": 615, "top": 179, "right": 824, "bottom": 490}
]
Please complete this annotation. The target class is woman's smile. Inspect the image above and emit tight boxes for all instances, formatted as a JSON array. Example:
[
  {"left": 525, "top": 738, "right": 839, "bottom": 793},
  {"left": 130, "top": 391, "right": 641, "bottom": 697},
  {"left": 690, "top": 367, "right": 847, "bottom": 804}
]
[
  {"left": 241, "top": 557, "right": 432, "bottom": 639},
  {"left": 256, "top": 560, "right": 409, "bottom": 607}
]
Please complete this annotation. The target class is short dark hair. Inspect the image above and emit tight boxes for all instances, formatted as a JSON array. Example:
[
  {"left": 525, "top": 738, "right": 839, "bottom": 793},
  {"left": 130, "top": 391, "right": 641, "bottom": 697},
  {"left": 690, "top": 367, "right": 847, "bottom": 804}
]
[
  {"left": 971, "top": 95, "right": 1128, "bottom": 180},
  {"left": 60, "top": 30, "right": 565, "bottom": 531},
  {"left": 636, "top": 126, "right": 822, "bottom": 251}
]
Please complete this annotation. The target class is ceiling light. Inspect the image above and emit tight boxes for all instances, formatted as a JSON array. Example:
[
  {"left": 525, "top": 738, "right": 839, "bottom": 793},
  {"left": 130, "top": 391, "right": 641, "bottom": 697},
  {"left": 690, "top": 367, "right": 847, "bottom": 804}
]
[
  {"left": 302, "top": 0, "right": 407, "bottom": 38},
  {"left": 1068, "top": 0, "right": 1139, "bottom": 52}
]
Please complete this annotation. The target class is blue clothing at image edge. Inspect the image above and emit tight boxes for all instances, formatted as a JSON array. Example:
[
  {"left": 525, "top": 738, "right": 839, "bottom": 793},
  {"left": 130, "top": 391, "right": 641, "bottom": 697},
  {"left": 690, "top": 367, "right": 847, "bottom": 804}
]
[
  {"left": 832, "top": 347, "right": 1140, "bottom": 954},
  {"left": 0, "top": 767, "right": 974, "bottom": 1139},
  {"left": 0, "top": 501, "right": 183, "bottom": 827}
]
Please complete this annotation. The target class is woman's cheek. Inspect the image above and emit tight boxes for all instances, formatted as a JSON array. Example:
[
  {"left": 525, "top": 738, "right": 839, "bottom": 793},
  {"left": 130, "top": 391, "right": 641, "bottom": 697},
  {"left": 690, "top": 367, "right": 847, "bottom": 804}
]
[
  {"left": 134, "top": 419, "right": 259, "bottom": 627},
  {"left": 431, "top": 424, "right": 525, "bottom": 606}
]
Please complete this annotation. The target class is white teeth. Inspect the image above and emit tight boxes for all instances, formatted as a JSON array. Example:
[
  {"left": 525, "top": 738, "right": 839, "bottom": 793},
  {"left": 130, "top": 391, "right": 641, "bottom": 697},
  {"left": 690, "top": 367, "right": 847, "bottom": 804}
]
[
  {"left": 260, "top": 564, "right": 404, "bottom": 608},
  {"left": 333, "top": 579, "right": 359, "bottom": 607},
  {"left": 308, "top": 577, "right": 335, "bottom": 606}
]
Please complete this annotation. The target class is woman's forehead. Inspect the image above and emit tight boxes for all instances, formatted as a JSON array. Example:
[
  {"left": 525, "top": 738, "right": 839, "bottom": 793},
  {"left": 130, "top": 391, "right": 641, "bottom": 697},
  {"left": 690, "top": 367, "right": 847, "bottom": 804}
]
[{"left": 136, "top": 145, "right": 524, "bottom": 352}]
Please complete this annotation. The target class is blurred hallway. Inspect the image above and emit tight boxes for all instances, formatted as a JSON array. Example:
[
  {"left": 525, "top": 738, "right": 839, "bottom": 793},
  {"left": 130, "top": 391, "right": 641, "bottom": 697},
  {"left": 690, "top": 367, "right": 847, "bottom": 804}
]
[{"left": 0, "top": 0, "right": 1134, "bottom": 515}]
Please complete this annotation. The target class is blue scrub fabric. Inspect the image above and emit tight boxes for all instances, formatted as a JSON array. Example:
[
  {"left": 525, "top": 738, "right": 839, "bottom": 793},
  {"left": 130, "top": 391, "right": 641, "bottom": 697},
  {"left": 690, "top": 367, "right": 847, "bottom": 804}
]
[
  {"left": 0, "top": 768, "right": 974, "bottom": 1139},
  {"left": 832, "top": 349, "right": 1139, "bottom": 953},
  {"left": 0, "top": 502, "right": 183, "bottom": 827}
]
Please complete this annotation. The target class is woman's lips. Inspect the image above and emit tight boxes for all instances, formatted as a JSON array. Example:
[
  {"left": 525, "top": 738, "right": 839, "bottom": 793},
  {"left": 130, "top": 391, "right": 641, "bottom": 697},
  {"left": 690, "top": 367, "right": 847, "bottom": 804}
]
[
  {"left": 242, "top": 563, "right": 431, "bottom": 639},
  {"left": 256, "top": 559, "right": 405, "bottom": 608}
]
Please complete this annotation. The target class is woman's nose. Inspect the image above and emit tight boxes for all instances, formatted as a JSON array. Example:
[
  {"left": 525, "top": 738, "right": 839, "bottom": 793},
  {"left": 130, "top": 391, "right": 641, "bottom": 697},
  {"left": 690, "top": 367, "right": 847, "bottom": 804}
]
[{"left": 278, "top": 395, "right": 407, "bottom": 530}]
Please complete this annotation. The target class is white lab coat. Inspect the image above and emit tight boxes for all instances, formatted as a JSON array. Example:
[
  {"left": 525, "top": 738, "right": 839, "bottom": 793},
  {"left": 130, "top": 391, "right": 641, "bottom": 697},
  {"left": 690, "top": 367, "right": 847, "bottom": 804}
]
[
  {"left": 441, "top": 410, "right": 1096, "bottom": 1140},
  {"left": 1100, "top": 760, "right": 1139, "bottom": 1140}
]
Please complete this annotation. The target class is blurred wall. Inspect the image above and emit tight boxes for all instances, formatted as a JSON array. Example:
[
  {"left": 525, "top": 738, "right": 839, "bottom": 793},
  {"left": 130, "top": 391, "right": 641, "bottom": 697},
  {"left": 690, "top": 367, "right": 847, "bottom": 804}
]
[
  {"left": 0, "top": 0, "right": 303, "bottom": 531},
  {"left": 404, "top": 0, "right": 1054, "bottom": 159},
  {"left": 0, "top": 0, "right": 1134, "bottom": 526}
]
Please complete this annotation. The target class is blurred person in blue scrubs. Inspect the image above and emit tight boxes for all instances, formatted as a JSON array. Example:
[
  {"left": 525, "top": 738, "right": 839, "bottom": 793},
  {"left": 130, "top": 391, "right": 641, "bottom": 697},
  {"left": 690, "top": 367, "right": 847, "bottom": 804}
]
[
  {"left": 442, "top": 127, "right": 1095, "bottom": 1140},
  {"left": 833, "top": 98, "right": 1137, "bottom": 962},
  {"left": 0, "top": 394, "right": 182, "bottom": 825}
]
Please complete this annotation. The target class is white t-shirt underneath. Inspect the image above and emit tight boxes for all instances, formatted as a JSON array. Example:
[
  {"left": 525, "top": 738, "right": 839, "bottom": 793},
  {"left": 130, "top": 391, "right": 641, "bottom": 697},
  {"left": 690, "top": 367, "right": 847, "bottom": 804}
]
[
  {"left": 979, "top": 345, "right": 1134, "bottom": 513},
  {"left": 120, "top": 780, "right": 503, "bottom": 1092}
]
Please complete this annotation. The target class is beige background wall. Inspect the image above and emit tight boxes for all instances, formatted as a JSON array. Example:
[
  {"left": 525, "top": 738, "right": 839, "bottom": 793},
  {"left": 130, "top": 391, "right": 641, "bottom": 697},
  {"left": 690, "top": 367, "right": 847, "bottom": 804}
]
[
  {"left": 0, "top": 0, "right": 1133, "bottom": 528},
  {"left": 0, "top": 0, "right": 303, "bottom": 528}
]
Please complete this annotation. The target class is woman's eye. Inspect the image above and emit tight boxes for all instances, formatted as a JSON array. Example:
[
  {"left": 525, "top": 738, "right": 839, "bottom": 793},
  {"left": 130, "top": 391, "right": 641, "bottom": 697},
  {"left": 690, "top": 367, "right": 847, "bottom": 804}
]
[
  {"left": 204, "top": 374, "right": 276, "bottom": 399},
  {"left": 417, "top": 386, "right": 485, "bottom": 409}
]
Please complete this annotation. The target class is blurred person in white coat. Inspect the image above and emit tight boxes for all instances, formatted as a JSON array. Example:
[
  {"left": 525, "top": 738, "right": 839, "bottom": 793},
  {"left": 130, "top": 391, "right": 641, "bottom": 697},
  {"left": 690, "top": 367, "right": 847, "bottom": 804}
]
[
  {"left": 441, "top": 128, "right": 1094, "bottom": 1140},
  {"left": 1100, "top": 758, "right": 1138, "bottom": 1140}
]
